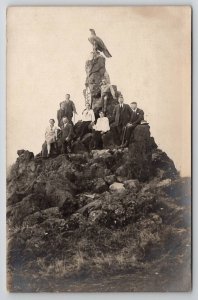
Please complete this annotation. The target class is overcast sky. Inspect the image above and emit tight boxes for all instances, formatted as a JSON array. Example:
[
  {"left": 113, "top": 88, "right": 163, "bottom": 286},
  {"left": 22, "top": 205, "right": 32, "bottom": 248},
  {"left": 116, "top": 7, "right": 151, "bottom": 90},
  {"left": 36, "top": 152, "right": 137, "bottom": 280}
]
[{"left": 7, "top": 6, "right": 191, "bottom": 176}]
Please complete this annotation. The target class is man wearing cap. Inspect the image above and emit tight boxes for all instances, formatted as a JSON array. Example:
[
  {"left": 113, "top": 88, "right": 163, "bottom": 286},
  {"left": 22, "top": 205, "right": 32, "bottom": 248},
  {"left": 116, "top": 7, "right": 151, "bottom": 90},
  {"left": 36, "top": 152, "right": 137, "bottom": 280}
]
[
  {"left": 111, "top": 95, "right": 132, "bottom": 145},
  {"left": 122, "top": 101, "right": 144, "bottom": 147}
]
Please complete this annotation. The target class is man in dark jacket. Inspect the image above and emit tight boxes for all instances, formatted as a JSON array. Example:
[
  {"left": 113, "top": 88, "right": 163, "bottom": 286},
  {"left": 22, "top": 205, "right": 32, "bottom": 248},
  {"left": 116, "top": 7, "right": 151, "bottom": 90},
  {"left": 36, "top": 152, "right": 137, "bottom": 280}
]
[
  {"left": 122, "top": 101, "right": 144, "bottom": 147},
  {"left": 111, "top": 95, "right": 132, "bottom": 145},
  {"left": 62, "top": 94, "right": 77, "bottom": 123},
  {"left": 57, "top": 101, "right": 67, "bottom": 128},
  {"left": 61, "top": 117, "right": 74, "bottom": 153}
]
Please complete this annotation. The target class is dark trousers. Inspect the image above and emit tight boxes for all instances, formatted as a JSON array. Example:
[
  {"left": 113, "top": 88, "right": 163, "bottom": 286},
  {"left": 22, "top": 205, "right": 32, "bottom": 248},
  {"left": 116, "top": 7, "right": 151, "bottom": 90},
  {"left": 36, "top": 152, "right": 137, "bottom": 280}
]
[
  {"left": 61, "top": 139, "right": 71, "bottom": 154},
  {"left": 92, "top": 130, "right": 103, "bottom": 149},
  {"left": 111, "top": 123, "right": 125, "bottom": 146},
  {"left": 124, "top": 124, "right": 137, "bottom": 145},
  {"left": 75, "top": 121, "right": 92, "bottom": 139}
]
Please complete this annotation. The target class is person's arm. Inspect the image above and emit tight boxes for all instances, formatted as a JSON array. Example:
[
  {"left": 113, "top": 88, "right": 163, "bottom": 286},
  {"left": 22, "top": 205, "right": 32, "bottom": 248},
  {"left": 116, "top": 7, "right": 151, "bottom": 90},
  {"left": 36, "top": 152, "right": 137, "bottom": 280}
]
[
  {"left": 91, "top": 110, "right": 95, "bottom": 122},
  {"left": 72, "top": 101, "right": 77, "bottom": 114},
  {"left": 55, "top": 127, "right": 58, "bottom": 139},
  {"left": 93, "top": 119, "right": 98, "bottom": 131},
  {"left": 112, "top": 106, "right": 116, "bottom": 120},
  {"left": 57, "top": 110, "right": 59, "bottom": 123},
  {"left": 126, "top": 106, "right": 133, "bottom": 125}
]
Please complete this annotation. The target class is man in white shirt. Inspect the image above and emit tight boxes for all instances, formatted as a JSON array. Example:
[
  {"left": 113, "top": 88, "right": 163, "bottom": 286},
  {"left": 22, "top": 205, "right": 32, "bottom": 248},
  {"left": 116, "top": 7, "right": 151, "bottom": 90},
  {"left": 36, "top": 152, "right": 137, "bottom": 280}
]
[
  {"left": 74, "top": 103, "right": 95, "bottom": 140},
  {"left": 92, "top": 110, "right": 110, "bottom": 149}
]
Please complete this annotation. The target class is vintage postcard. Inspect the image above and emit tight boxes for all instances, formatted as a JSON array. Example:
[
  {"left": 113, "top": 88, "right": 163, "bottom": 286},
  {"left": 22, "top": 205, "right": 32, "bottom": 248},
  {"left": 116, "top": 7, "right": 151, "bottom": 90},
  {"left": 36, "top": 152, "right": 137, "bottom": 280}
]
[{"left": 6, "top": 6, "right": 191, "bottom": 292}]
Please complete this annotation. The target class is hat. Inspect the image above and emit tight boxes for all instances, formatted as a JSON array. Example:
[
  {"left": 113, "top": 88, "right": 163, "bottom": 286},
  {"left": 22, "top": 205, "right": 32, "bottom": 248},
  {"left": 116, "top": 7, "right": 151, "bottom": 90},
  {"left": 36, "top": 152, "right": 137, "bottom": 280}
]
[{"left": 141, "top": 120, "right": 149, "bottom": 125}]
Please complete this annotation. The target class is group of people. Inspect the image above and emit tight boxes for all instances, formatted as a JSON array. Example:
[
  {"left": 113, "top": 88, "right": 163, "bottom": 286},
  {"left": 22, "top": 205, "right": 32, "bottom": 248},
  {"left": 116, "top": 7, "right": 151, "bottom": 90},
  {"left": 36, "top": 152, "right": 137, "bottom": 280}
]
[{"left": 44, "top": 92, "right": 145, "bottom": 157}]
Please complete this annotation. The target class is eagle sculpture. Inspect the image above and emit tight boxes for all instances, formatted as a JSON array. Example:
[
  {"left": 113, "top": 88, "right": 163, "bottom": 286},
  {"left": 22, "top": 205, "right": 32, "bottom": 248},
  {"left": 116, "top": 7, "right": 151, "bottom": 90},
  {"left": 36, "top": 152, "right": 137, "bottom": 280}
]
[{"left": 88, "top": 29, "right": 112, "bottom": 58}]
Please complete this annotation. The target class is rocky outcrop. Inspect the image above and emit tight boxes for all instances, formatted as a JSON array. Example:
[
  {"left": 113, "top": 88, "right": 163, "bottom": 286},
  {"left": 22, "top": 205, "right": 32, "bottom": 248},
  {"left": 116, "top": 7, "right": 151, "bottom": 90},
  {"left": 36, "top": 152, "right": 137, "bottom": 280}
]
[
  {"left": 85, "top": 54, "right": 106, "bottom": 97},
  {"left": 6, "top": 127, "right": 190, "bottom": 292},
  {"left": 84, "top": 52, "right": 119, "bottom": 116}
]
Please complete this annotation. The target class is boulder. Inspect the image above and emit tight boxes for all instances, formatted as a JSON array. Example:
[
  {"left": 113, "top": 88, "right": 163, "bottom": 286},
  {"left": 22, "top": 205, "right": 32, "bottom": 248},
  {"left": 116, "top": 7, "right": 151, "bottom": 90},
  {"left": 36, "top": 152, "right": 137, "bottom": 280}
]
[
  {"left": 71, "top": 141, "right": 87, "bottom": 153},
  {"left": 85, "top": 55, "right": 106, "bottom": 97},
  {"left": 156, "top": 178, "right": 172, "bottom": 188},
  {"left": 115, "top": 165, "right": 129, "bottom": 178},
  {"left": 17, "top": 150, "right": 34, "bottom": 161},
  {"left": 123, "top": 179, "right": 140, "bottom": 192},
  {"left": 8, "top": 193, "right": 49, "bottom": 226},
  {"left": 127, "top": 125, "right": 152, "bottom": 181},
  {"left": 93, "top": 178, "right": 108, "bottom": 193},
  {"left": 151, "top": 149, "right": 178, "bottom": 179},
  {"left": 91, "top": 149, "right": 112, "bottom": 160},
  {"left": 109, "top": 182, "right": 126, "bottom": 193},
  {"left": 88, "top": 210, "right": 104, "bottom": 224},
  {"left": 104, "top": 175, "right": 116, "bottom": 185},
  {"left": 78, "top": 199, "right": 102, "bottom": 215}
]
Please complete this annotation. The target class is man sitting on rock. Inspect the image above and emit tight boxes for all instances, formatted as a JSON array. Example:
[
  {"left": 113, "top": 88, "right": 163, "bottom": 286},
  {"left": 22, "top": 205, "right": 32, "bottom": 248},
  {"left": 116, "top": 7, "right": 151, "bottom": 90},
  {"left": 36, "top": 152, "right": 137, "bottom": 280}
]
[
  {"left": 61, "top": 117, "right": 74, "bottom": 153},
  {"left": 92, "top": 110, "right": 110, "bottom": 149},
  {"left": 121, "top": 101, "right": 144, "bottom": 147},
  {"left": 100, "top": 78, "right": 116, "bottom": 115},
  {"left": 74, "top": 103, "right": 95, "bottom": 140}
]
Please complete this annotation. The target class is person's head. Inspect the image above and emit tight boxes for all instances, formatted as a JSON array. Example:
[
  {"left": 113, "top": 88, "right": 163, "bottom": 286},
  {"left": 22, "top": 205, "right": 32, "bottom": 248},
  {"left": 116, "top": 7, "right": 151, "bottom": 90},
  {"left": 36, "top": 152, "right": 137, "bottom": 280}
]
[
  {"left": 130, "top": 102, "right": 137, "bottom": 110},
  {"left": 99, "top": 111, "right": 105, "bottom": 118},
  {"left": 60, "top": 102, "right": 65, "bottom": 110},
  {"left": 86, "top": 103, "right": 91, "bottom": 110},
  {"left": 118, "top": 95, "right": 124, "bottom": 104},
  {"left": 65, "top": 94, "right": 70, "bottom": 101},
  {"left": 49, "top": 119, "right": 55, "bottom": 126},
  {"left": 62, "top": 117, "right": 68, "bottom": 124}
]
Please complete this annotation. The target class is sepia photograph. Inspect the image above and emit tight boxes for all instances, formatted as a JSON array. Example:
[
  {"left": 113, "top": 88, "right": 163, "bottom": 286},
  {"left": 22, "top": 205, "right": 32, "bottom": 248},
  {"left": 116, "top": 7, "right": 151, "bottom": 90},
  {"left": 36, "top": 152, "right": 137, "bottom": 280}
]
[{"left": 6, "top": 6, "right": 191, "bottom": 292}]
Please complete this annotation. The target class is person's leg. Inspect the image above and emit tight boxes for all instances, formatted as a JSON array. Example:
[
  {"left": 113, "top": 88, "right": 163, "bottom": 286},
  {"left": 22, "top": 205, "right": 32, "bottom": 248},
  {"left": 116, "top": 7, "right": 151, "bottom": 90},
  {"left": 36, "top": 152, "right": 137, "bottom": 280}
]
[
  {"left": 92, "top": 130, "right": 99, "bottom": 149},
  {"left": 122, "top": 125, "right": 132, "bottom": 147},
  {"left": 103, "top": 96, "right": 108, "bottom": 115},
  {"left": 122, "top": 125, "right": 136, "bottom": 147},
  {"left": 111, "top": 126, "right": 120, "bottom": 146},
  {"left": 61, "top": 139, "right": 66, "bottom": 154},
  {"left": 99, "top": 133, "right": 104, "bottom": 149},
  {"left": 80, "top": 121, "right": 90, "bottom": 139},
  {"left": 117, "top": 125, "right": 123, "bottom": 146},
  {"left": 47, "top": 143, "right": 51, "bottom": 156}
]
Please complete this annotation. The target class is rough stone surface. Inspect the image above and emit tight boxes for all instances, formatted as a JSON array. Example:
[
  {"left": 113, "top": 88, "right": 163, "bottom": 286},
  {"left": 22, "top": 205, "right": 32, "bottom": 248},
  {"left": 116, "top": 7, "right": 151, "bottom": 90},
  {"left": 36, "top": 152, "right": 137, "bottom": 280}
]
[
  {"left": 109, "top": 182, "right": 126, "bottom": 192},
  {"left": 6, "top": 125, "right": 190, "bottom": 292}
]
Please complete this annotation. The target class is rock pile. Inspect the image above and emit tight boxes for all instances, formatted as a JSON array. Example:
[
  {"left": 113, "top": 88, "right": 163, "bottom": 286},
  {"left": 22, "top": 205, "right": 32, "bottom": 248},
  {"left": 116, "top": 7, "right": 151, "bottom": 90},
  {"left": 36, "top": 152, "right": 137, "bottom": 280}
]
[{"left": 6, "top": 126, "right": 191, "bottom": 292}]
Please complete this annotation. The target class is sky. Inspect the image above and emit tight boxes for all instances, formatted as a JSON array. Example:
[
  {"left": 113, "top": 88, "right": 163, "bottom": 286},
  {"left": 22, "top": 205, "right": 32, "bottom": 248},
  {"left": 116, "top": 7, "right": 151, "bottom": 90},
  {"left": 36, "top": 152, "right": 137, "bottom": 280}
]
[{"left": 6, "top": 6, "right": 191, "bottom": 176}]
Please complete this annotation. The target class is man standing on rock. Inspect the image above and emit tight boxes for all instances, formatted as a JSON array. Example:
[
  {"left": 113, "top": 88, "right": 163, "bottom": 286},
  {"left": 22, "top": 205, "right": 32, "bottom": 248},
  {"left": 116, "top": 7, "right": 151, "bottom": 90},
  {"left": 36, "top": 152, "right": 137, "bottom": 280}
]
[
  {"left": 62, "top": 94, "right": 77, "bottom": 124},
  {"left": 57, "top": 101, "right": 67, "bottom": 129},
  {"left": 121, "top": 102, "right": 144, "bottom": 147},
  {"left": 111, "top": 95, "right": 132, "bottom": 145}
]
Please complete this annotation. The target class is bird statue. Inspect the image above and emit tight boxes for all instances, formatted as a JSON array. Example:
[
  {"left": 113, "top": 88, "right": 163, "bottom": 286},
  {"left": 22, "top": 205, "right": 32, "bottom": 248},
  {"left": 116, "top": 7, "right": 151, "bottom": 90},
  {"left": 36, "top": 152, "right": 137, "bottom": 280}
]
[{"left": 88, "top": 29, "right": 112, "bottom": 58}]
